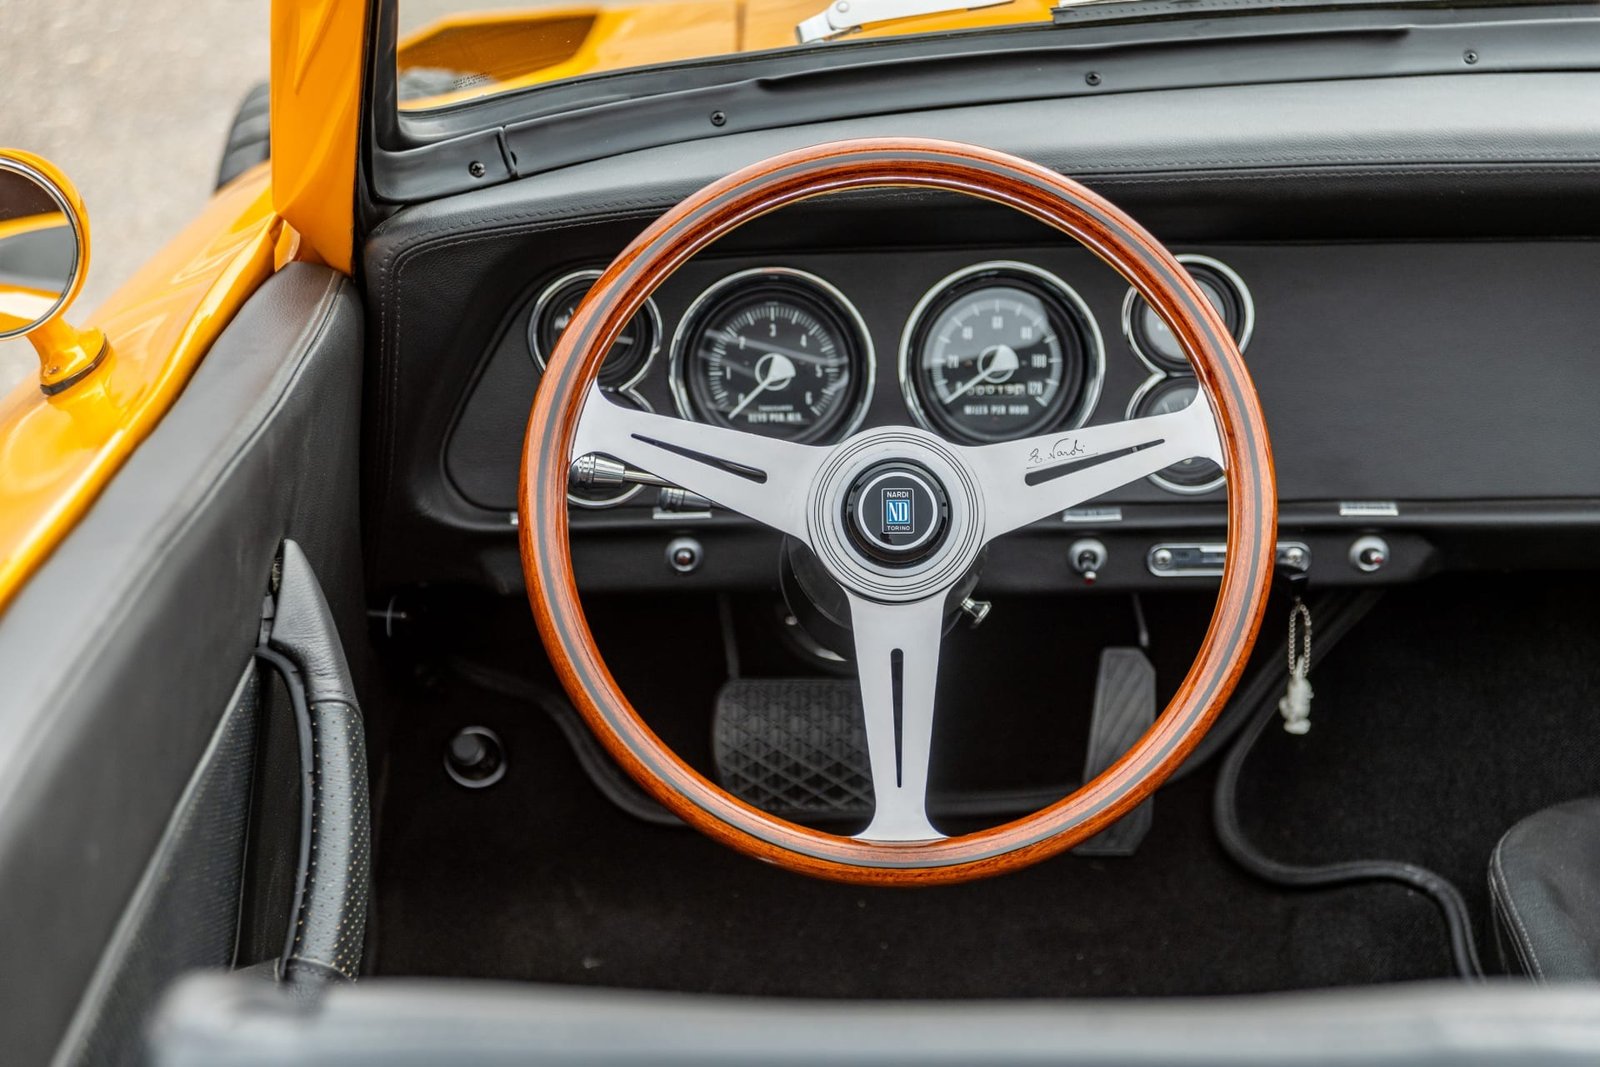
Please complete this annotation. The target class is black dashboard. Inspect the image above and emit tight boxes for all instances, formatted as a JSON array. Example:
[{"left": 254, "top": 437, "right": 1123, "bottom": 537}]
[{"left": 362, "top": 69, "right": 1600, "bottom": 602}]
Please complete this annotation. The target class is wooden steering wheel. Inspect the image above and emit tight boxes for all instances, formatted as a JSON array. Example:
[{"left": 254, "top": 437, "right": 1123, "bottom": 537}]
[{"left": 521, "top": 138, "right": 1275, "bottom": 885}]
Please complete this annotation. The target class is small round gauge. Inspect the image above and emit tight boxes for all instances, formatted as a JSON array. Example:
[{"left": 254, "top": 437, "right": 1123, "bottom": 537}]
[
  {"left": 1127, "top": 377, "right": 1224, "bottom": 494},
  {"left": 901, "top": 262, "right": 1103, "bottom": 445},
  {"left": 529, "top": 269, "right": 660, "bottom": 390},
  {"left": 569, "top": 390, "right": 653, "bottom": 509},
  {"left": 671, "top": 268, "right": 873, "bottom": 443},
  {"left": 1123, "top": 255, "right": 1253, "bottom": 373}
]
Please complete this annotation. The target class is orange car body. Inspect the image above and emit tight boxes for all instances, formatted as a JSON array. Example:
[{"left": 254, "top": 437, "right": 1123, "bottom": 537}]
[{"left": 0, "top": 0, "right": 1038, "bottom": 613}]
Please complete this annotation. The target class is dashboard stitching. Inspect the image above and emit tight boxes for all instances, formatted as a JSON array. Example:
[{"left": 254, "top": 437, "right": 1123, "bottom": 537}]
[
  {"left": 372, "top": 162, "right": 1600, "bottom": 293},
  {"left": 1089, "top": 165, "right": 1600, "bottom": 184},
  {"left": 1080, "top": 153, "right": 1600, "bottom": 167},
  {"left": 375, "top": 209, "right": 663, "bottom": 556},
  {"left": 372, "top": 160, "right": 1600, "bottom": 287}
]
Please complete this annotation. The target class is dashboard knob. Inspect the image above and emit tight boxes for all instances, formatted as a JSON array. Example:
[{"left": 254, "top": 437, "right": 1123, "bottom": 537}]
[
  {"left": 959, "top": 596, "right": 992, "bottom": 628},
  {"left": 667, "top": 536, "right": 703, "bottom": 574},
  {"left": 444, "top": 726, "right": 506, "bottom": 790}
]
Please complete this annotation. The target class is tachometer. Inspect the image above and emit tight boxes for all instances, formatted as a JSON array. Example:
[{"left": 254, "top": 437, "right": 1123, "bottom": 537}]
[
  {"left": 671, "top": 268, "right": 873, "bottom": 443},
  {"left": 900, "top": 262, "right": 1103, "bottom": 444}
]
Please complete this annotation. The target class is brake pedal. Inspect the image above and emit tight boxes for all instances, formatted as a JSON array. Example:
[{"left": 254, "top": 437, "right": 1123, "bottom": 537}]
[
  {"left": 713, "top": 679, "right": 873, "bottom": 819},
  {"left": 1074, "top": 647, "right": 1157, "bottom": 856}
]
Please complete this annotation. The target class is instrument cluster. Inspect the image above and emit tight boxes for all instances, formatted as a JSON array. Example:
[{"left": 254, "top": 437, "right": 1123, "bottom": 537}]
[{"left": 525, "top": 253, "right": 1254, "bottom": 506}]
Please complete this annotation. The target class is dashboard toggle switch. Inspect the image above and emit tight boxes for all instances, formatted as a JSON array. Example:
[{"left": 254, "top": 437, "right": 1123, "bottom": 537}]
[
  {"left": 1349, "top": 535, "right": 1390, "bottom": 573},
  {"left": 1069, "top": 538, "right": 1108, "bottom": 585}
]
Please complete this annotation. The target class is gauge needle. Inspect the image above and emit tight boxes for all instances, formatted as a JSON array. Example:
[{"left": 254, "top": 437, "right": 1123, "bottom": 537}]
[
  {"left": 707, "top": 330, "right": 834, "bottom": 367},
  {"left": 944, "top": 344, "right": 1020, "bottom": 403},
  {"left": 727, "top": 352, "right": 797, "bottom": 420}
]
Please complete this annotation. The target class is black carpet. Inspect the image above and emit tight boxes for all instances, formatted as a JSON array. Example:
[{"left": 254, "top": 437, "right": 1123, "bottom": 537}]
[
  {"left": 368, "top": 589, "right": 1475, "bottom": 997},
  {"left": 1234, "top": 573, "right": 1600, "bottom": 972}
]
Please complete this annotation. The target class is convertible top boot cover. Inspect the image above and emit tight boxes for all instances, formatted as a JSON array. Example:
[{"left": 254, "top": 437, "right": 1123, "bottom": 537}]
[{"left": 1491, "top": 797, "right": 1600, "bottom": 980}]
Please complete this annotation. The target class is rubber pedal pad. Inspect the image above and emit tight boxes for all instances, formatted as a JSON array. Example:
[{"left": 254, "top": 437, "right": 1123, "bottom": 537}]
[
  {"left": 1073, "top": 647, "right": 1157, "bottom": 856},
  {"left": 712, "top": 678, "right": 874, "bottom": 819}
]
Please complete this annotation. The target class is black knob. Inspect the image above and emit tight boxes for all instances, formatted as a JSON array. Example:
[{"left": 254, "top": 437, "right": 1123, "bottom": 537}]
[
  {"left": 449, "top": 733, "right": 486, "bottom": 766},
  {"left": 444, "top": 727, "right": 506, "bottom": 789},
  {"left": 666, "top": 536, "right": 703, "bottom": 574}
]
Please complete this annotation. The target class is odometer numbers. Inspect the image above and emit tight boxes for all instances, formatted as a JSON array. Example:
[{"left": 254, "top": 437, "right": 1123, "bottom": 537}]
[{"left": 901, "top": 262, "right": 1103, "bottom": 444}]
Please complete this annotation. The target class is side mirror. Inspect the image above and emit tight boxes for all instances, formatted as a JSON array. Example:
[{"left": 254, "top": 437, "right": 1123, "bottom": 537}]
[{"left": 0, "top": 150, "right": 106, "bottom": 394}]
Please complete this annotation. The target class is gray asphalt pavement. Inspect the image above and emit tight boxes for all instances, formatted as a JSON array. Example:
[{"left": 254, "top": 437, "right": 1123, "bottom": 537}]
[
  {"left": 0, "top": 0, "right": 270, "bottom": 393},
  {"left": 0, "top": 0, "right": 525, "bottom": 394}
]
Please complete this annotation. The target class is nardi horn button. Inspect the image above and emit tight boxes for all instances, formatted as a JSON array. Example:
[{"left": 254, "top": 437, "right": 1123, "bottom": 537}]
[{"left": 845, "top": 462, "right": 949, "bottom": 565}]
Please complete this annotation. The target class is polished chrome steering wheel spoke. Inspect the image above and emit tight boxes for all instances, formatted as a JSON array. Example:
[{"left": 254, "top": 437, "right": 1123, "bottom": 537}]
[
  {"left": 968, "top": 393, "right": 1224, "bottom": 541},
  {"left": 847, "top": 592, "right": 947, "bottom": 843},
  {"left": 571, "top": 385, "right": 826, "bottom": 542}
]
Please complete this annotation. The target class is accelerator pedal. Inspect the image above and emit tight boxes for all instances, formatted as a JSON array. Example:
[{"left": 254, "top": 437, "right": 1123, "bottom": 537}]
[
  {"left": 713, "top": 679, "right": 873, "bottom": 820},
  {"left": 1073, "top": 647, "right": 1158, "bottom": 856}
]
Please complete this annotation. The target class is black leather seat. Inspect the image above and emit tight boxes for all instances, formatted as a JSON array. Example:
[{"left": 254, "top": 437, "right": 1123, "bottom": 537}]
[{"left": 1490, "top": 798, "right": 1600, "bottom": 980}]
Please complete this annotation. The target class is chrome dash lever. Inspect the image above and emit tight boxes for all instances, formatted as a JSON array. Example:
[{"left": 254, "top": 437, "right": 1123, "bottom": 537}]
[{"left": 569, "top": 454, "right": 671, "bottom": 491}]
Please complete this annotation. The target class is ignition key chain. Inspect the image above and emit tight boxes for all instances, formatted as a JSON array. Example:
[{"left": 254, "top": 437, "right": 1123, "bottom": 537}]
[{"left": 1279, "top": 598, "right": 1314, "bottom": 734}]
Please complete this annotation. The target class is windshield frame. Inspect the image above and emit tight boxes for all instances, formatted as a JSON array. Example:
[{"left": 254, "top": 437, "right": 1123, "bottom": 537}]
[{"left": 362, "top": 0, "right": 1600, "bottom": 210}]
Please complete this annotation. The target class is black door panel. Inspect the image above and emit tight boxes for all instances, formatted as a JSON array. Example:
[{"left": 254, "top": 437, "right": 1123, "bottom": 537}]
[{"left": 0, "top": 264, "right": 365, "bottom": 1065}]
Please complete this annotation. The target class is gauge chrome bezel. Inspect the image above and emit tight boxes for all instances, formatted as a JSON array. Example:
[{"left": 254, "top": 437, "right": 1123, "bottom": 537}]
[
  {"left": 1125, "top": 373, "right": 1226, "bottom": 496},
  {"left": 568, "top": 388, "right": 653, "bottom": 509},
  {"left": 530, "top": 268, "right": 663, "bottom": 393},
  {"left": 897, "top": 260, "right": 1105, "bottom": 446},
  {"left": 1121, "top": 253, "right": 1255, "bottom": 376},
  {"left": 668, "top": 266, "right": 876, "bottom": 444}
]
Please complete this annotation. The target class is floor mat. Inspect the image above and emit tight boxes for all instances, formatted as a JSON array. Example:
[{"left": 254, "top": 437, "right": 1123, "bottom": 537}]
[
  {"left": 372, "top": 658, "right": 1456, "bottom": 997},
  {"left": 1233, "top": 573, "right": 1600, "bottom": 971}
]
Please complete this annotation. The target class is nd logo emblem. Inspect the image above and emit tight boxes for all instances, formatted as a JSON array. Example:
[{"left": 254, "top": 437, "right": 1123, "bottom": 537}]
[{"left": 881, "top": 488, "right": 913, "bottom": 533}]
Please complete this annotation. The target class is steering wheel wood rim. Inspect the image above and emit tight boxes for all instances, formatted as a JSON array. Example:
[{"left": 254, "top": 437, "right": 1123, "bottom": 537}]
[{"left": 521, "top": 138, "right": 1276, "bottom": 885}]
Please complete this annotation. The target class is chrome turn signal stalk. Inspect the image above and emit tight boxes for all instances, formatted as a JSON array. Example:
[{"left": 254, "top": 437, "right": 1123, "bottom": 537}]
[{"left": 569, "top": 453, "right": 672, "bottom": 490}]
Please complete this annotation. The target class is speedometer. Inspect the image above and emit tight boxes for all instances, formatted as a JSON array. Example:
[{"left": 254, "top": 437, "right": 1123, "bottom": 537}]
[
  {"left": 900, "top": 262, "right": 1103, "bottom": 444},
  {"left": 671, "top": 268, "right": 873, "bottom": 443}
]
